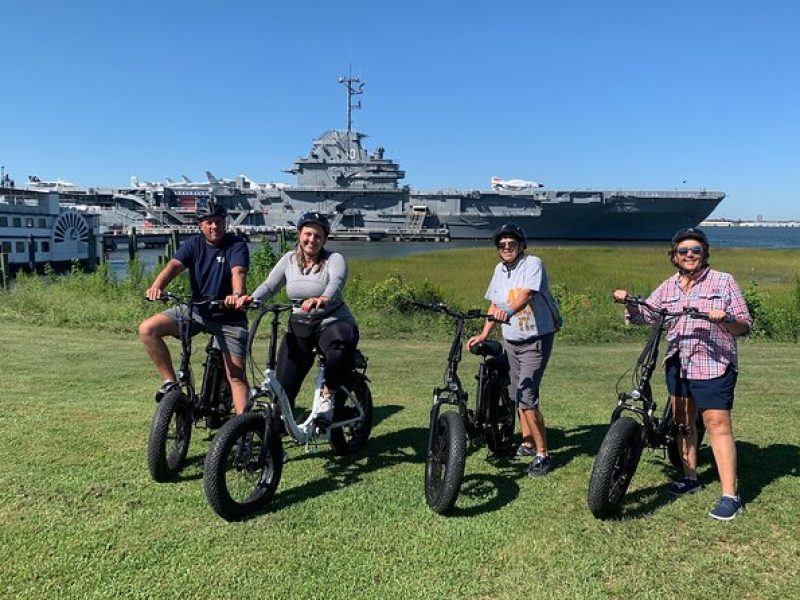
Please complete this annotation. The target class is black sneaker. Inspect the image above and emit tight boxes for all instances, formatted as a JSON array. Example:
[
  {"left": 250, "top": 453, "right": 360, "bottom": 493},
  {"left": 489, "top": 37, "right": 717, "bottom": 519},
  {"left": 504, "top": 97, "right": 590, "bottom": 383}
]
[
  {"left": 154, "top": 381, "right": 179, "bottom": 402},
  {"left": 515, "top": 444, "right": 537, "bottom": 458},
  {"left": 667, "top": 477, "right": 703, "bottom": 496},
  {"left": 528, "top": 455, "right": 553, "bottom": 477}
]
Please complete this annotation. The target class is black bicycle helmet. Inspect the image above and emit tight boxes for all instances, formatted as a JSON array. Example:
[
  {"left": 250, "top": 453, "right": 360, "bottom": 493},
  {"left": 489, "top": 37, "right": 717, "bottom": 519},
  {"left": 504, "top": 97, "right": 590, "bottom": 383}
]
[
  {"left": 297, "top": 212, "right": 331, "bottom": 236},
  {"left": 493, "top": 222, "right": 527, "bottom": 250},
  {"left": 196, "top": 200, "right": 227, "bottom": 222},
  {"left": 671, "top": 227, "right": 709, "bottom": 249},
  {"left": 670, "top": 227, "right": 710, "bottom": 272}
]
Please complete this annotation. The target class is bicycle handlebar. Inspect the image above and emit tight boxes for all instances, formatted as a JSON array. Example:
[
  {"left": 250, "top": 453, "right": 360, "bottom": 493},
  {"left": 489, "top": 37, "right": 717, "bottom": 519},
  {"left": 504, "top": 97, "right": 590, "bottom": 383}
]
[
  {"left": 412, "top": 300, "right": 498, "bottom": 322},
  {"left": 618, "top": 295, "right": 726, "bottom": 322},
  {"left": 147, "top": 292, "right": 225, "bottom": 311}
]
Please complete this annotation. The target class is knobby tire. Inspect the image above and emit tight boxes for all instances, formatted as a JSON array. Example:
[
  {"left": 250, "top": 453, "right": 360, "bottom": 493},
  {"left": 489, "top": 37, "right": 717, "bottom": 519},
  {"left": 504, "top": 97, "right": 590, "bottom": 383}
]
[
  {"left": 147, "top": 389, "right": 193, "bottom": 482},
  {"left": 203, "top": 411, "right": 283, "bottom": 521},
  {"left": 425, "top": 410, "right": 467, "bottom": 514},
  {"left": 587, "top": 416, "right": 644, "bottom": 518}
]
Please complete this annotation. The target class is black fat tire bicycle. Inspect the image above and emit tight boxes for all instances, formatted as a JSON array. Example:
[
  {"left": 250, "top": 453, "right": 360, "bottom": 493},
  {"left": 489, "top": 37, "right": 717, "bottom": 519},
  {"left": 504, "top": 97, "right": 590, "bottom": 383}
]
[
  {"left": 146, "top": 292, "right": 235, "bottom": 482},
  {"left": 203, "top": 303, "right": 372, "bottom": 521},
  {"left": 414, "top": 301, "right": 514, "bottom": 515},
  {"left": 587, "top": 297, "right": 709, "bottom": 518}
]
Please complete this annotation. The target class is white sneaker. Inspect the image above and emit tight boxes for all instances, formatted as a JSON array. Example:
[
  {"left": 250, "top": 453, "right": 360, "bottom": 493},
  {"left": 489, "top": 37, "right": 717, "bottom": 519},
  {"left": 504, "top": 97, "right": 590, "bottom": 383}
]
[{"left": 316, "top": 394, "right": 334, "bottom": 425}]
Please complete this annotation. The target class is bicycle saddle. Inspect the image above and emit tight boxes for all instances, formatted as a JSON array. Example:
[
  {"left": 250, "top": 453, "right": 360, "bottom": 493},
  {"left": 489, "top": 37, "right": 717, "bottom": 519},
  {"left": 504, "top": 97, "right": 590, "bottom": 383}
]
[{"left": 469, "top": 340, "right": 503, "bottom": 357}]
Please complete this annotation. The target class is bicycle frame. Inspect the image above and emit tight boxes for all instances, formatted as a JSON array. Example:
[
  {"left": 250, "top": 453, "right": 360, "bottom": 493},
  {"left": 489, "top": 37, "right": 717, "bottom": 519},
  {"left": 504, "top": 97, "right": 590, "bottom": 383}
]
[
  {"left": 611, "top": 297, "right": 713, "bottom": 448},
  {"left": 414, "top": 302, "right": 503, "bottom": 459},
  {"left": 249, "top": 304, "right": 366, "bottom": 445},
  {"left": 161, "top": 292, "right": 230, "bottom": 419}
]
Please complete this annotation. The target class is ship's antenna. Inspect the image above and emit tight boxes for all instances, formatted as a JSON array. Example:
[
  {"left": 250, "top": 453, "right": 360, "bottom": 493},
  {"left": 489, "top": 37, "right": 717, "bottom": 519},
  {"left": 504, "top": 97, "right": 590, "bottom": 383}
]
[{"left": 337, "top": 75, "right": 364, "bottom": 134}]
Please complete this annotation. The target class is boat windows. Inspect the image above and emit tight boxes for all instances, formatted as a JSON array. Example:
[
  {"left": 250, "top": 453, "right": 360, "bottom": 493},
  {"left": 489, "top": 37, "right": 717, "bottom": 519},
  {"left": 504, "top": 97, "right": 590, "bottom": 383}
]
[
  {"left": 15, "top": 241, "right": 25, "bottom": 253},
  {"left": 42, "top": 241, "right": 50, "bottom": 252},
  {"left": 27, "top": 218, "right": 34, "bottom": 227},
  {"left": 13, "top": 217, "right": 21, "bottom": 227},
  {"left": 39, "top": 218, "right": 47, "bottom": 228},
  {"left": 1, "top": 241, "right": 10, "bottom": 253},
  {"left": 0, "top": 217, "right": 6, "bottom": 226}
]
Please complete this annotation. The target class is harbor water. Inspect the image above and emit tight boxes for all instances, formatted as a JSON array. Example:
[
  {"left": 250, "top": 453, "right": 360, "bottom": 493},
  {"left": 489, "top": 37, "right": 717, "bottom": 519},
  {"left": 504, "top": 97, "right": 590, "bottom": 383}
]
[{"left": 107, "top": 226, "right": 800, "bottom": 276}]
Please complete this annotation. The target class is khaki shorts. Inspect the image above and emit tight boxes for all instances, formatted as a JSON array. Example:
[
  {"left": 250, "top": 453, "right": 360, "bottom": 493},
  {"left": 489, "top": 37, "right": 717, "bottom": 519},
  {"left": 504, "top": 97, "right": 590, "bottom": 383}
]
[{"left": 163, "top": 306, "right": 248, "bottom": 359}]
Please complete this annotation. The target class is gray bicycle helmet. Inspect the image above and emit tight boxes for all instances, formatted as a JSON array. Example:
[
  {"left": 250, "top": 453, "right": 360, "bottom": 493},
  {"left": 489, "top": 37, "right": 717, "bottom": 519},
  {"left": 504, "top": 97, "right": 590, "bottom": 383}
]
[
  {"left": 493, "top": 222, "right": 527, "bottom": 250},
  {"left": 297, "top": 212, "right": 331, "bottom": 236}
]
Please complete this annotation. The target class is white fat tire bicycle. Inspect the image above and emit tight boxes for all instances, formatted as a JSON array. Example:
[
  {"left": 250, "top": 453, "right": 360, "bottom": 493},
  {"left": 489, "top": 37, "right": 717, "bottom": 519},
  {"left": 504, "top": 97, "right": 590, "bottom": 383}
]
[{"left": 203, "top": 303, "right": 372, "bottom": 521}]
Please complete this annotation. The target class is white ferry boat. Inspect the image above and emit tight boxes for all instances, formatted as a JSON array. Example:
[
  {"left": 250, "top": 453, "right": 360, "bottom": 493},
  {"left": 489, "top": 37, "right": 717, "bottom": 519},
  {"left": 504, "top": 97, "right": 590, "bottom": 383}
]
[{"left": 0, "top": 171, "right": 99, "bottom": 271}]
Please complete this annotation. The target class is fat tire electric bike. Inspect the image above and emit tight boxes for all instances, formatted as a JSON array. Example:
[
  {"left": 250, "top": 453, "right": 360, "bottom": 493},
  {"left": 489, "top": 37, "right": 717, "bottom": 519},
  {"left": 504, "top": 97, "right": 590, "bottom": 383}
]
[
  {"left": 587, "top": 297, "right": 710, "bottom": 518},
  {"left": 414, "top": 301, "right": 515, "bottom": 515},
  {"left": 203, "top": 303, "right": 372, "bottom": 521},
  {"left": 146, "top": 292, "right": 235, "bottom": 482}
]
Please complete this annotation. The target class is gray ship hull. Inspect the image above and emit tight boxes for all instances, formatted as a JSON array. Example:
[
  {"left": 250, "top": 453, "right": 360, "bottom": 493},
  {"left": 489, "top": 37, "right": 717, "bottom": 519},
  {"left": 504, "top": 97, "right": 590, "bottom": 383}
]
[{"left": 260, "top": 187, "right": 724, "bottom": 241}]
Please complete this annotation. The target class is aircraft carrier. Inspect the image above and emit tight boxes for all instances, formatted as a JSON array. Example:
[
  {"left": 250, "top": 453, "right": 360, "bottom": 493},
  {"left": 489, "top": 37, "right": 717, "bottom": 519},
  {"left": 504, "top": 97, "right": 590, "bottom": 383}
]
[
  {"left": 251, "top": 77, "right": 723, "bottom": 240},
  {"left": 12, "top": 77, "right": 724, "bottom": 241}
]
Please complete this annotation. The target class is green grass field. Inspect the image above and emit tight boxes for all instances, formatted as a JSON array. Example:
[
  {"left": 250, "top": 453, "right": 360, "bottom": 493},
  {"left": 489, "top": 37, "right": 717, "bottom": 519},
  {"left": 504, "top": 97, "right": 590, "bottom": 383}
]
[{"left": 2, "top": 322, "right": 798, "bottom": 599}]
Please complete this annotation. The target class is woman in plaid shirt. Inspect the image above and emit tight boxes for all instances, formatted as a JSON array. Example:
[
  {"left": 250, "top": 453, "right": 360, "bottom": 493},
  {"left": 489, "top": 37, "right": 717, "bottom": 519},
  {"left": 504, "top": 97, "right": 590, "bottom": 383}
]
[{"left": 613, "top": 228, "right": 752, "bottom": 521}]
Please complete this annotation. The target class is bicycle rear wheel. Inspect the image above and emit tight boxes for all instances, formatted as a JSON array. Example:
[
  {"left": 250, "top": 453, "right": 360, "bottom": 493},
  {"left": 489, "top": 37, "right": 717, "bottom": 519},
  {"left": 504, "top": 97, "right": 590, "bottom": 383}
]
[
  {"left": 329, "top": 375, "right": 373, "bottom": 455},
  {"left": 587, "top": 416, "right": 644, "bottom": 518},
  {"left": 203, "top": 412, "right": 283, "bottom": 521},
  {"left": 664, "top": 402, "right": 707, "bottom": 471},
  {"left": 147, "top": 389, "right": 193, "bottom": 482},
  {"left": 484, "top": 385, "right": 515, "bottom": 457},
  {"left": 425, "top": 410, "right": 466, "bottom": 514}
]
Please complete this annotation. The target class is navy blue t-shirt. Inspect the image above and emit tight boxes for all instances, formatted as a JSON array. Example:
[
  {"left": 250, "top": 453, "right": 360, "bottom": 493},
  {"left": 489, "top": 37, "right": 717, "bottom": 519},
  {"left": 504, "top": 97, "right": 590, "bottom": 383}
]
[{"left": 173, "top": 233, "right": 249, "bottom": 319}]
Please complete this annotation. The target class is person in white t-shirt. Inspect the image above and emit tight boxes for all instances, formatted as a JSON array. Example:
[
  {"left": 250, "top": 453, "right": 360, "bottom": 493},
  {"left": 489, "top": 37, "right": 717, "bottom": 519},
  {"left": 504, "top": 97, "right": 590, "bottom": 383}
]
[{"left": 468, "top": 223, "right": 559, "bottom": 476}]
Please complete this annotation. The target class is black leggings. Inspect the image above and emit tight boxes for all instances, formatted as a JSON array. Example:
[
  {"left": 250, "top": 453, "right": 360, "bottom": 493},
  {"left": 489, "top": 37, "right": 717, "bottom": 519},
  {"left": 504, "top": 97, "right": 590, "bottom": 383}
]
[{"left": 275, "top": 321, "right": 360, "bottom": 407}]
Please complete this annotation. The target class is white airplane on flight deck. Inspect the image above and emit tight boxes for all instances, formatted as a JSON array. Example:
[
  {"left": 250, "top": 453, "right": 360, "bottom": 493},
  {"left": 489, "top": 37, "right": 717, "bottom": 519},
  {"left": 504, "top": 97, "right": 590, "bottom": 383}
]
[
  {"left": 28, "top": 175, "right": 76, "bottom": 191},
  {"left": 164, "top": 176, "right": 213, "bottom": 190},
  {"left": 491, "top": 176, "right": 543, "bottom": 191},
  {"left": 130, "top": 176, "right": 163, "bottom": 191}
]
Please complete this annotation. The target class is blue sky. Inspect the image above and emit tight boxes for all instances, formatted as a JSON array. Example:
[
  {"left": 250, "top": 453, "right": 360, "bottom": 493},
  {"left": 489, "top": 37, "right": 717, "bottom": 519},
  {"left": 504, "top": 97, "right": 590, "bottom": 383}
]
[{"left": 1, "top": 0, "right": 798, "bottom": 219}]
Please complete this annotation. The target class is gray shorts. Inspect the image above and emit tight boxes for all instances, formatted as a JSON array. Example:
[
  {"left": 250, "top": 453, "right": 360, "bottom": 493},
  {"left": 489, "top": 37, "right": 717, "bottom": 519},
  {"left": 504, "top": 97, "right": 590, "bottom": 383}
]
[
  {"left": 163, "top": 306, "right": 248, "bottom": 359},
  {"left": 503, "top": 332, "right": 555, "bottom": 410}
]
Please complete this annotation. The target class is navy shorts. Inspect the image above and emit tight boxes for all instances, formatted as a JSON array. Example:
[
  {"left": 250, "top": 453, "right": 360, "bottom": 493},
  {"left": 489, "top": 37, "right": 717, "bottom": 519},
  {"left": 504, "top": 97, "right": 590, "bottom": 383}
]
[{"left": 665, "top": 355, "right": 737, "bottom": 411}]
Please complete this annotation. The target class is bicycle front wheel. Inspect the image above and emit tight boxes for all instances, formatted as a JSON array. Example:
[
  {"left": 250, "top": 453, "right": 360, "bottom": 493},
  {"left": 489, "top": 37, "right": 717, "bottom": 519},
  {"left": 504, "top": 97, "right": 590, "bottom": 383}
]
[
  {"left": 203, "top": 412, "right": 283, "bottom": 521},
  {"left": 147, "top": 389, "right": 193, "bottom": 482},
  {"left": 425, "top": 410, "right": 466, "bottom": 515},
  {"left": 587, "top": 416, "right": 644, "bottom": 519}
]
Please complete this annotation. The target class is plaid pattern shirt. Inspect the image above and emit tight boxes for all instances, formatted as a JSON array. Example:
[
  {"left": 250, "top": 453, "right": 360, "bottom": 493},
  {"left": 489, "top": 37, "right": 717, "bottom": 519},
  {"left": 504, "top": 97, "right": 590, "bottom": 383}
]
[{"left": 628, "top": 268, "right": 752, "bottom": 380}]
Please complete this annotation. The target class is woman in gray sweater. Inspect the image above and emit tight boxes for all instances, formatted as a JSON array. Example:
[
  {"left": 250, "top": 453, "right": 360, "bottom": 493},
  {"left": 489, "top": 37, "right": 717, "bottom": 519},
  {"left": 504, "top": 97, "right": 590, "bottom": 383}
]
[{"left": 236, "top": 212, "right": 359, "bottom": 424}]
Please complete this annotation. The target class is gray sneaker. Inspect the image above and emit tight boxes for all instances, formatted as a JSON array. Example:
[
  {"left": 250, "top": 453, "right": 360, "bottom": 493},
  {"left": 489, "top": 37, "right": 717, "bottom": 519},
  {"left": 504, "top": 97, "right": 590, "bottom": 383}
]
[{"left": 528, "top": 455, "right": 553, "bottom": 477}]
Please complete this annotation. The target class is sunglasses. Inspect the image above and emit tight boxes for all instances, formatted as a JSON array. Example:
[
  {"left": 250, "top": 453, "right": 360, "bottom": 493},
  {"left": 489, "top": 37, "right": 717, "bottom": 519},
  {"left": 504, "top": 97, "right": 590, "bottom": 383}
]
[
  {"left": 497, "top": 240, "right": 520, "bottom": 250},
  {"left": 675, "top": 245, "right": 704, "bottom": 256}
]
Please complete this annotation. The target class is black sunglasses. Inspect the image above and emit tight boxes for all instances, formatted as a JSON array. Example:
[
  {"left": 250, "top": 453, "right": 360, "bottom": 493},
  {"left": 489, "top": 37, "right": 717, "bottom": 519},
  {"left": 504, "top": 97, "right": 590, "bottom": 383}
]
[
  {"left": 675, "top": 245, "right": 704, "bottom": 256},
  {"left": 497, "top": 240, "right": 520, "bottom": 249}
]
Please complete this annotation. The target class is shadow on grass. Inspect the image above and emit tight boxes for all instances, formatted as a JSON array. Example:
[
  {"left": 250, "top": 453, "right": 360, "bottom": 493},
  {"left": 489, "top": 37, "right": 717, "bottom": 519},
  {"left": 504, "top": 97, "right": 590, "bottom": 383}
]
[
  {"left": 448, "top": 473, "right": 521, "bottom": 517},
  {"left": 595, "top": 440, "right": 800, "bottom": 520},
  {"left": 242, "top": 425, "right": 429, "bottom": 519},
  {"left": 548, "top": 423, "right": 610, "bottom": 469},
  {"left": 732, "top": 441, "right": 800, "bottom": 504}
]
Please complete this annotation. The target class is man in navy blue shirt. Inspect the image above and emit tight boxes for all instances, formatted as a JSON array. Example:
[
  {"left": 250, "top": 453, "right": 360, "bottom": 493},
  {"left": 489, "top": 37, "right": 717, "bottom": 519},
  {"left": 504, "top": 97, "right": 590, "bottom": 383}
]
[{"left": 139, "top": 202, "right": 250, "bottom": 414}]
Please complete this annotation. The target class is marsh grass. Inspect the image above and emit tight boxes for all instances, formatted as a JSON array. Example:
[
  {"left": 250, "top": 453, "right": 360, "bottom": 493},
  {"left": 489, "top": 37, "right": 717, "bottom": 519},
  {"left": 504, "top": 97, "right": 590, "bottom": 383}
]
[
  {"left": 1, "top": 322, "right": 798, "bottom": 599},
  {"left": 0, "top": 246, "right": 798, "bottom": 341}
]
